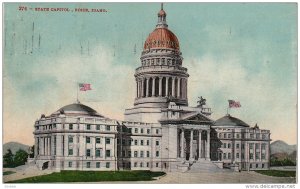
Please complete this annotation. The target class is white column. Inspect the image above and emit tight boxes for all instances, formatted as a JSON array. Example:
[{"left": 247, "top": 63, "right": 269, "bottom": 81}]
[
  {"left": 152, "top": 77, "right": 155, "bottom": 96},
  {"left": 146, "top": 78, "right": 149, "bottom": 97},
  {"left": 172, "top": 77, "right": 175, "bottom": 97},
  {"left": 206, "top": 129, "right": 210, "bottom": 160},
  {"left": 189, "top": 130, "right": 194, "bottom": 161},
  {"left": 177, "top": 78, "right": 181, "bottom": 98},
  {"left": 141, "top": 79, "right": 144, "bottom": 97},
  {"left": 159, "top": 77, "right": 162, "bottom": 96},
  {"left": 136, "top": 80, "right": 139, "bottom": 98},
  {"left": 166, "top": 77, "right": 169, "bottom": 96},
  {"left": 180, "top": 129, "right": 184, "bottom": 158},
  {"left": 198, "top": 130, "right": 202, "bottom": 159}
]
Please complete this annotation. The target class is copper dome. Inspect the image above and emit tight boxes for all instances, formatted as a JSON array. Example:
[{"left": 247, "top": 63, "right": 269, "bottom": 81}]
[{"left": 143, "top": 28, "right": 180, "bottom": 50}]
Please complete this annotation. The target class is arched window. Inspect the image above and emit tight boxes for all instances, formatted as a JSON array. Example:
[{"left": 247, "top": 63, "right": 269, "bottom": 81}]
[
  {"left": 162, "top": 77, "right": 166, "bottom": 97},
  {"left": 174, "top": 78, "right": 178, "bottom": 98},
  {"left": 148, "top": 78, "right": 153, "bottom": 97},
  {"left": 168, "top": 77, "right": 172, "bottom": 96},
  {"left": 155, "top": 77, "right": 159, "bottom": 97},
  {"left": 143, "top": 79, "right": 147, "bottom": 97}
]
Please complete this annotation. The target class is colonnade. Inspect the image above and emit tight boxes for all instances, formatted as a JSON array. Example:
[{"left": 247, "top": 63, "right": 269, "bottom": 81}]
[
  {"left": 136, "top": 76, "right": 187, "bottom": 99},
  {"left": 178, "top": 129, "right": 210, "bottom": 161},
  {"left": 37, "top": 136, "right": 52, "bottom": 156}
]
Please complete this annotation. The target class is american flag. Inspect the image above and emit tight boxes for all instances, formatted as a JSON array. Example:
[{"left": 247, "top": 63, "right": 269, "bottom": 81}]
[
  {"left": 228, "top": 100, "right": 241, "bottom": 108},
  {"left": 79, "top": 83, "right": 92, "bottom": 91}
]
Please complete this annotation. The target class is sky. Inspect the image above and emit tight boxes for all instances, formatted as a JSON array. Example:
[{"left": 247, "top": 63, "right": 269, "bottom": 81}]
[{"left": 3, "top": 3, "right": 297, "bottom": 145}]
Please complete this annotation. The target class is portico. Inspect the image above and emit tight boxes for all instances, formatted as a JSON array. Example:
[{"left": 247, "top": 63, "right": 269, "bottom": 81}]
[{"left": 177, "top": 126, "right": 210, "bottom": 162}]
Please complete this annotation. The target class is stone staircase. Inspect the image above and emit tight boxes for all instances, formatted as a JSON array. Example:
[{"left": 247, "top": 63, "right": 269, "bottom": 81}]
[{"left": 187, "top": 159, "right": 232, "bottom": 173}]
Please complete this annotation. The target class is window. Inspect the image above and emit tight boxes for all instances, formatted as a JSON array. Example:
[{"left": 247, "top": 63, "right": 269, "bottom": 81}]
[
  {"left": 236, "top": 144, "right": 240, "bottom": 148},
  {"left": 69, "top": 124, "right": 73, "bottom": 130},
  {"left": 68, "top": 161, "right": 72, "bottom": 167},
  {"left": 135, "top": 128, "right": 138, "bottom": 133},
  {"left": 236, "top": 134, "right": 240, "bottom": 138},
  {"left": 156, "top": 141, "right": 159, "bottom": 146},
  {"left": 140, "top": 162, "right": 143, "bottom": 167},
  {"left": 106, "top": 162, "right": 110, "bottom": 168},
  {"left": 262, "top": 134, "right": 266, "bottom": 139},
  {"left": 256, "top": 134, "right": 260, "bottom": 139},
  {"left": 134, "top": 162, "right": 137, "bottom": 167},
  {"left": 86, "top": 137, "right": 91, "bottom": 143},
  {"left": 105, "top": 138, "right": 110, "bottom": 144},
  {"left": 147, "top": 151, "right": 150, "bottom": 157},
  {"left": 250, "top": 134, "right": 254, "bottom": 139},
  {"left": 236, "top": 153, "right": 239, "bottom": 158},
  {"left": 156, "top": 163, "right": 159, "bottom": 167},
  {"left": 256, "top": 164, "right": 258, "bottom": 168},
  {"left": 96, "top": 137, "right": 101, "bottom": 144},
  {"left": 256, "top": 152, "right": 260, "bottom": 159},
  {"left": 140, "top": 140, "right": 144, "bottom": 146},
  {"left": 250, "top": 164, "right": 252, "bottom": 168},
  {"left": 106, "top": 150, "right": 111, "bottom": 157},
  {"left": 122, "top": 139, "right": 126, "bottom": 145},
  {"left": 96, "top": 125, "right": 100, "bottom": 130},
  {"left": 223, "top": 143, "right": 227, "bottom": 148},
  {"left": 262, "top": 164, "right": 265, "bottom": 168},
  {"left": 140, "top": 151, "right": 144, "bottom": 157},
  {"left": 86, "top": 162, "right": 91, "bottom": 168},
  {"left": 255, "top": 143, "right": 259, "bottom": 149},
  {"left": 147, "top": 140, "right": 150, "bottom": 145},
  {"left": 228, "top": 134, "right": 231, "bottom": 138},
  {"left": 223, "top": 153, "right": 226, "bottom": 159},
  {"left": 224, "top": 133, "right": 227, "bottom": 138},
  {"left": 147, "top": 129, "right": 150, "bottom": 134},
  {"left": 250, "top": 153, "right": 253, "bottom": 159},
  {"left": 129, "top": 128, "right": 132, "bottom": 133},
  {"left": 95, "top": 149, "right": 101, "bottom": 157},
  {"left": 242, "top": 133, "right": 245, "bottom": 138},
  {"left": 86, "top": 149, "right": 91, "bottom": 157},
  {"left": 134, "top": 140, "right": 138, "bottom": 145},
  {"left": 134, "top": 151, "right": 138, "bottom": 157},
  {"left": 87, "top": 124, "right": 91, "bottom": 130},
  {"left": 156, "top": 129, "right": 159, "bottom": 134},
  {"left": 156, "top": 151, "right": 159, "bottom": 157},
  {"left": 249, "top": 143, "right": 253, "bottom": 149},
  {"left": 241, "top": 153, "right": 245, "bottom": 159},
  {"left": 228, "top": 143, "right": 231, "bottom": 148},
  {"left": 96, "top": 162, "right": 100, "bottom": 168},
  {"left": 68, "top": 149, "right": 73, "bottom": 156},
  {"left": 141, "top": 128, "right": 144, "bottom": 133},
  {"left": 128, "top": 151, "right": 131, "bottom": 157},
  {"left": 262, "top": 153, "right": 266, "bottom": 160},
  {"left": 262, "top": 143, "right": 266, "bottom": 150},
  {"left": 147, "top": 162, "right": 149, "bottom": 167},
  {"left": 68, "top": 136, "right": 73, "bottom": 143},
  {"left": 106, "top": 125, "right": 110, "bottom": 131}
]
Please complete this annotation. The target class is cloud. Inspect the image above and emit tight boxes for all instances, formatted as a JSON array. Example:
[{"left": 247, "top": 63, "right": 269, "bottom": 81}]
[
  {"left": 3, "top": 44, "right": 136, "bottom": 145},
  {"left": 185, "top": 53, "right": 297, "bottom": 144}
]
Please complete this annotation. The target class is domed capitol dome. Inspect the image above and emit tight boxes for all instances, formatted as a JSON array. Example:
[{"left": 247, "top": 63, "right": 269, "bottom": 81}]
[{"left": 51, "top": 103, "right": 104, "bottom": 117}]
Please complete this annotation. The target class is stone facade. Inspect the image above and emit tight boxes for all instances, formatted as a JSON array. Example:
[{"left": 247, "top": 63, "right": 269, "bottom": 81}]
[{"left": 30, "top": 5, "right": 271, "bottom": 172}]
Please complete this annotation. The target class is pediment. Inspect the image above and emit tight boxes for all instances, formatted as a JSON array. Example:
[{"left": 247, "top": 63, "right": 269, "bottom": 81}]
[{"left": 182, "top": 112, "right": 212, "bottom": 123}]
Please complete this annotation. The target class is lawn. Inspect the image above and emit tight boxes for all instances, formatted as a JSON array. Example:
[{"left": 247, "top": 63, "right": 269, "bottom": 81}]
[
  {"left": 3, "top": 171, "right": 16, "bottom": 176},
  {"left": 6, "top": 170, "right": 166, "bottom": 183},
  {"left": 255, "top": 170, "right": 296, "bottom": 177}
]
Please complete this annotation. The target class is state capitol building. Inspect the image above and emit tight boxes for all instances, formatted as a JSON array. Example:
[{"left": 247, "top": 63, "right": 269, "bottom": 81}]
[{"left": 29, "top": 5, "right": 271, "bottom": 173}]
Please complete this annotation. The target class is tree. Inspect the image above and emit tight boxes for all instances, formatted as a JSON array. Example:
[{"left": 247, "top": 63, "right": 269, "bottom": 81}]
[
  {"left": 3, "top": 149, "right": 14, "bottom": 168},
  {"left": 14, "top": 149, "right": 28, "bottom": 167}
]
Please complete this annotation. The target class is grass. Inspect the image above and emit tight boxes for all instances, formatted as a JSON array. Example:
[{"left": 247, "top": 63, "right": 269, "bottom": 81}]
[
  {"left": 3, "top": 171, "right": 16, "bottom": 176},
  {"left": 6, "top": 170, "right": 166, "bottom": 183},
  {"left": 255, "top": 170, "right": 296, "bottom": 177}
]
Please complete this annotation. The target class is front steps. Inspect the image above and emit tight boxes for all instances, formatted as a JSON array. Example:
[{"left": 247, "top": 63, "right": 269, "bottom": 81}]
[{"left": 186, "top": 159, "right": 232, "bottom": 173}]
